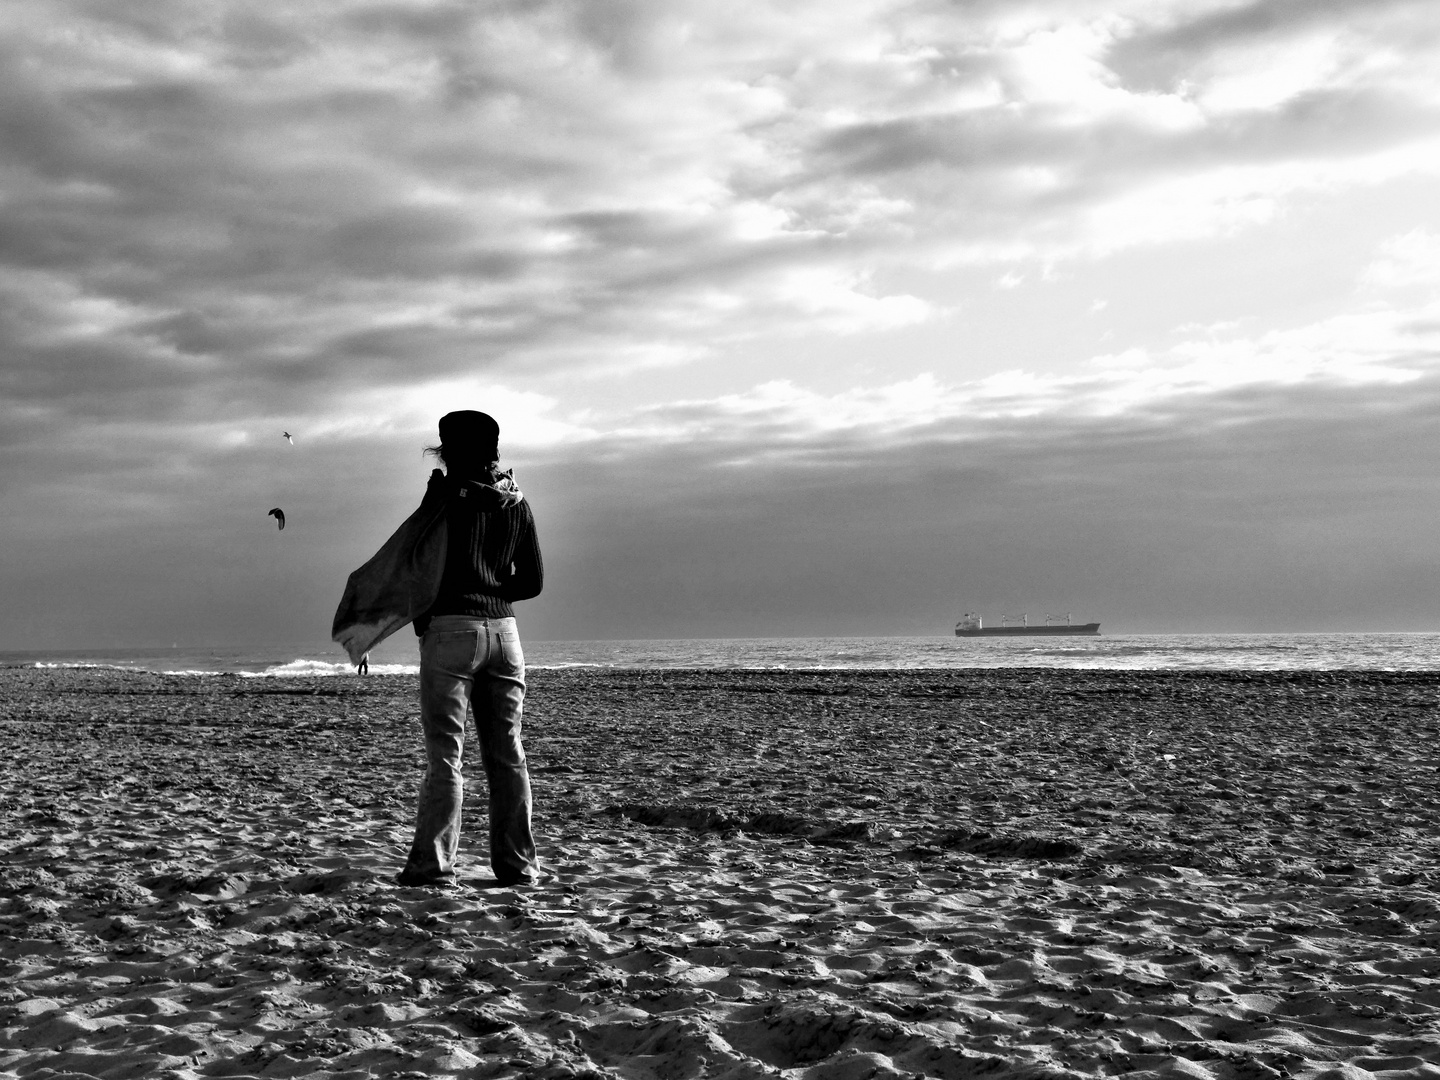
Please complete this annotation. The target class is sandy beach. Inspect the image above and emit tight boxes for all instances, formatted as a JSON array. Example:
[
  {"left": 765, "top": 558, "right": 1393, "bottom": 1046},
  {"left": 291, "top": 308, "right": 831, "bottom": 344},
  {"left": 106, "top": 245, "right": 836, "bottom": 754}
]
[{"left": 3, "top": 666, "right": 1440, "bottom": 1080}]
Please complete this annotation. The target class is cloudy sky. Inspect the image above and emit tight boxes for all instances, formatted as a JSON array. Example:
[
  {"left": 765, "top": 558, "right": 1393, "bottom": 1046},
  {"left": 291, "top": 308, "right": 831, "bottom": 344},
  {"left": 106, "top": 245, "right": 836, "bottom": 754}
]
[{"left": 4, "top": 0, "right": 1440, "bottom": 650}]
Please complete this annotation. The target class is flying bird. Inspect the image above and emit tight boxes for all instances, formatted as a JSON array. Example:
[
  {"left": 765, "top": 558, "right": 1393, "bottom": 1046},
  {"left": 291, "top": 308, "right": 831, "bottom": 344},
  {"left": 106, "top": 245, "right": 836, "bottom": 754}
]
[
  {"left": 283, "top": 431, "right": 294, "bottom": 444},
  {"left": 268, "top": 508, "right": 285, "bottom": 530}
]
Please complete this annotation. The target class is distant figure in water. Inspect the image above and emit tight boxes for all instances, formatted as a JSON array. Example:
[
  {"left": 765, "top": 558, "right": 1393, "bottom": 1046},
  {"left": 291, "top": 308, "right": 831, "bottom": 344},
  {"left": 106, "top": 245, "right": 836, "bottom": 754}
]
[
  {"left": 358, "top": 655, "right": 368, "bottom": 676},
  {"left": 394, "top": 410, "right": 545, "bottom": 888},
  {"left": 268, "top": 507, "right": 285, "bottom": 530}
]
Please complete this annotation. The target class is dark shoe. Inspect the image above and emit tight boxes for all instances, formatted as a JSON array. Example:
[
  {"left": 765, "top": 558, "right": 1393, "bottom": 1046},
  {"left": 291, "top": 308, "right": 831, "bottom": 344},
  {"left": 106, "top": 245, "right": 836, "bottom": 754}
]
[
  {"left": 498, "top": 874, "right": 544, "bottom": 888},
  {"left": 392, "top": 870, "right": 455, "bottom": 888},
  {"left": 480, "top": 872, "right": 544, "bottom": 889}
]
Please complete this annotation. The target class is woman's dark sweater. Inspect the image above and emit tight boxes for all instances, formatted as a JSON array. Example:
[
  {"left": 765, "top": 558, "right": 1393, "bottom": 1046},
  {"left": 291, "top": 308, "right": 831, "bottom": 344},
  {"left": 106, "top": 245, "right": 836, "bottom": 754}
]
[{"left": 422, "top": 476, "right": 544, "bottom": 624}]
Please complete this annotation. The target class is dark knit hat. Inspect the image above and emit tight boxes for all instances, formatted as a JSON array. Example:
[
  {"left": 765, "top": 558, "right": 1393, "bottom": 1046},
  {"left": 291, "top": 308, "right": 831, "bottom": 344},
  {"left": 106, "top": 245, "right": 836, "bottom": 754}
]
[{"left": 438, "top": 410, "right": 500, "bottom": 461}]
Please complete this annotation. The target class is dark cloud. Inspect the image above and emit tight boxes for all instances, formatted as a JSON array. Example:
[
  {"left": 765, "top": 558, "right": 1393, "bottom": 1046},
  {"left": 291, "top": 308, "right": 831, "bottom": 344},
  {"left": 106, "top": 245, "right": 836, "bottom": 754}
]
[
  {"left": 829, "top": 86, "right": 1431, "bottom": 171},
  {"left": 1110, "top": 0, "right": 1428, "bottom": 79},
  {"left": 807, "top": 87, "right": 1438, "bottom": 250}
]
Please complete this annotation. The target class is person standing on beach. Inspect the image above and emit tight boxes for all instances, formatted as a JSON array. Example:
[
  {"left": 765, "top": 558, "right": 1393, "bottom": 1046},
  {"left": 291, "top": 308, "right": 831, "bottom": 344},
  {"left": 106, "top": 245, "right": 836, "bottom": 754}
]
[{"left": 395, "top": 410, "right": 545, "bottom": 888}]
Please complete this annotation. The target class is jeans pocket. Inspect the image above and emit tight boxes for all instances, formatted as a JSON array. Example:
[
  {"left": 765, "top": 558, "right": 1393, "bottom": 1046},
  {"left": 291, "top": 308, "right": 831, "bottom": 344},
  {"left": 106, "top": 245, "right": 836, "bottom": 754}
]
[
  {"left": 497, "top": 630, "right": 525, "bottom": 672},
  {"left": 426, "top": 630, "right": 479, "bottom": 672}
]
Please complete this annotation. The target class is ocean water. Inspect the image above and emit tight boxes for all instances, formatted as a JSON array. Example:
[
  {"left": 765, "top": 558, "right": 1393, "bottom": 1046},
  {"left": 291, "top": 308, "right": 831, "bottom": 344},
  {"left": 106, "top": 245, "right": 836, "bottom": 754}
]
[{"left": 4, "top": 633, "right": 1440, "bottom": 677}]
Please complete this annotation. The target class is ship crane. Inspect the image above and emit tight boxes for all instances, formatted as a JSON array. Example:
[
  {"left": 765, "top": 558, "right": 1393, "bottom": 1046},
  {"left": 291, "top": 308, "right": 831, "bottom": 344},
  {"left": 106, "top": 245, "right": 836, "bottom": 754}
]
[
  {"left": 1044, "top": 613, "right": 1073, "bottom": 626},
  {"left": 1000, "top": 613, "right": 1028, "bottom": 627}
]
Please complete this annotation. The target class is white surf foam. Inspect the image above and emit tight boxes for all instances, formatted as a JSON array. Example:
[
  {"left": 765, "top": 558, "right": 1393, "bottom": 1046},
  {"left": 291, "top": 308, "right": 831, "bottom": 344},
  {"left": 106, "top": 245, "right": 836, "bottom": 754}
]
[{"left": 240, "top": 659, "right": 419, "bottom": 678}]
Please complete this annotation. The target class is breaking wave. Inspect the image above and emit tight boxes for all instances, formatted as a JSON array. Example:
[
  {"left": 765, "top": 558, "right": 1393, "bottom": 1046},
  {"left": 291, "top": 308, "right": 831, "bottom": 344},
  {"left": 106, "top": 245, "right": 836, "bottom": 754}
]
[{"left": 240, "top": 659, "right": 419, "bottom": 678}]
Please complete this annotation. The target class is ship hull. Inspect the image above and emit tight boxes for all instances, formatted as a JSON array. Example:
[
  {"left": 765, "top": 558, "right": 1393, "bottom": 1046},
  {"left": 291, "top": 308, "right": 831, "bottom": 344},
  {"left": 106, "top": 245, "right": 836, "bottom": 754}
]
[{"left": 955, "top": 623, "right": 1100, "bottom": 637}]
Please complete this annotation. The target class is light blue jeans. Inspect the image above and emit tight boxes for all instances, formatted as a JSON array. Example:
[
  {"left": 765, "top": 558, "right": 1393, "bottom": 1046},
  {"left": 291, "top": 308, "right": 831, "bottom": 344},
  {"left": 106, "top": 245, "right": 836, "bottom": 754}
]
[{"left": 402, "top": 615, "right": 538, "bottom": 885}]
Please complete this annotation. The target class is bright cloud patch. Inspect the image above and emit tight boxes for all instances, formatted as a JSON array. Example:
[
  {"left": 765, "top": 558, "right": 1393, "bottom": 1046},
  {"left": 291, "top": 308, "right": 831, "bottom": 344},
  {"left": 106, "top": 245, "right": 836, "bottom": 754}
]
[
  {"left": 1362, "top": 229, "right": 1440, "bottom": 291},
  {"left": 311, "top": 380, "right": 592, "bottom": 449},
  {"left": 769, "top": 268, "right": 933, "bottom": 333},
  {"left": 596, "top": 304, "right": 1437, "bottom": 456}
]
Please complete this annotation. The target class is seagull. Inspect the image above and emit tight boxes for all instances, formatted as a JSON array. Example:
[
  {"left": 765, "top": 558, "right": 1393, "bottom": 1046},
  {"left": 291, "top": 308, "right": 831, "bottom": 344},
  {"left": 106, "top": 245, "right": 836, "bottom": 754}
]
[
  {"left": 282, "top": 431, "right": 294, "bottom": 444},
  {"left": 268, "top": 508, "right": 285, "bottom": 530}
]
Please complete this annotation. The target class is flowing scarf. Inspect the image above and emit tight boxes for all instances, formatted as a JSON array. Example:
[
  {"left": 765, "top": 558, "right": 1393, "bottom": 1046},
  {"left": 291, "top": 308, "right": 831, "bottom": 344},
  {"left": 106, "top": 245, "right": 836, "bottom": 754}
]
[{"left": 331, "top": 466, "right": 526, "bottom": 664}]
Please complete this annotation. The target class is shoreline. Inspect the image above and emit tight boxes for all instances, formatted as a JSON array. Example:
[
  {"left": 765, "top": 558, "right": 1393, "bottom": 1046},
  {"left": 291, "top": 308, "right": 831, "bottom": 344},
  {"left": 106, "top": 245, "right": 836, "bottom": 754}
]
[
  {"left": 8, "top": 629, "right": 1440, "bottom": 678},
  {"left": 4, "top": 667, "right": 1440, "bottom": 1079}
]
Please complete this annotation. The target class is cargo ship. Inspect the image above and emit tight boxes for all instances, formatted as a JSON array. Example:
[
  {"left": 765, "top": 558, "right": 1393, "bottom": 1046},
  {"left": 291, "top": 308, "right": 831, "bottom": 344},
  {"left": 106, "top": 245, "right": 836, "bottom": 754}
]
[{"left": 954, "top": 613, "right": 1100, "bottom": 637}]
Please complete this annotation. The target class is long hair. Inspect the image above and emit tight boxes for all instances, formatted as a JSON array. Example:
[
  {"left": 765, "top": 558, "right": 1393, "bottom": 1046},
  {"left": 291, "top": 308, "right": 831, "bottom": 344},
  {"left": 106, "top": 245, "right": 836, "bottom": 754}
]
[{"left": 423, "top": 442, "right": 499, "bottom": 469}]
